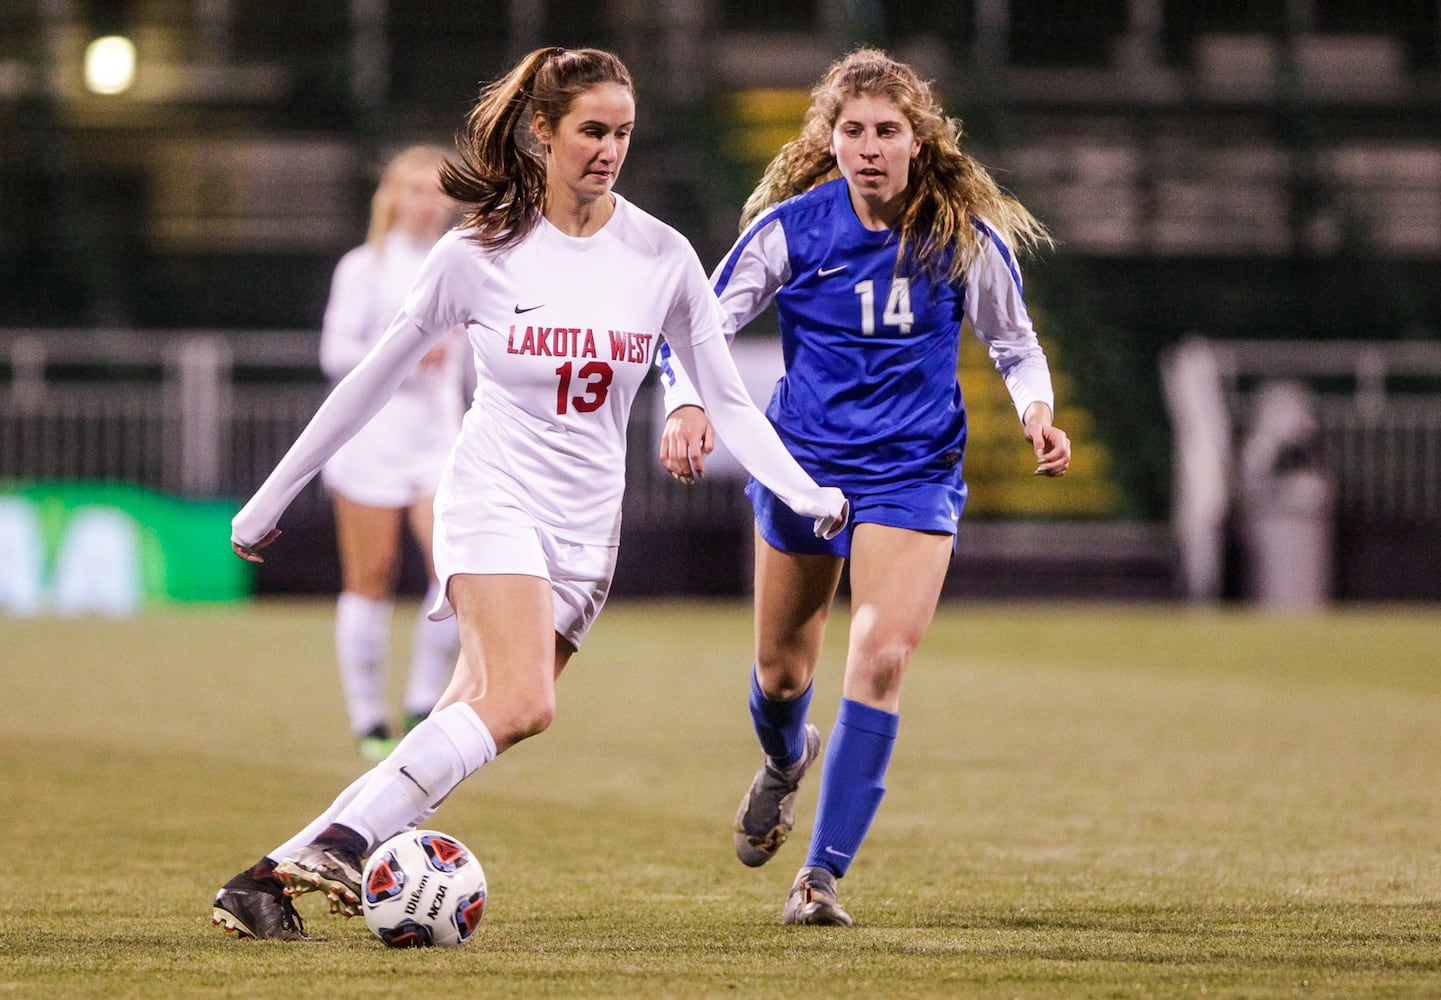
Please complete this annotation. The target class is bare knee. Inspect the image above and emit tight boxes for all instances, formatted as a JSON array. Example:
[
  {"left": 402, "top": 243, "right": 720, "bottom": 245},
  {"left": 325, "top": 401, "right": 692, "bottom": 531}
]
[
  {"left": 470, "top": 690, "right": 556, "bottom": 748},
  {"left": 754, "top": 648, "right": 816, "bottom": 700},
  {"left": 846, "top": 641, "right": 916, "bottom": 704},
  {"left": 341, "top": 553, "right": 399, "bottom": 599},
  {"left": 510, "top": 697, "right": 556, "bottom": 741}
]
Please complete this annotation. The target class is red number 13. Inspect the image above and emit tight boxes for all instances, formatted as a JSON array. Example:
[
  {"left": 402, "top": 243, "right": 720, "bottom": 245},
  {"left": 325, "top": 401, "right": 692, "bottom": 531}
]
[{"left": 554, "top": 361, "right": 613, "bottom": 414}]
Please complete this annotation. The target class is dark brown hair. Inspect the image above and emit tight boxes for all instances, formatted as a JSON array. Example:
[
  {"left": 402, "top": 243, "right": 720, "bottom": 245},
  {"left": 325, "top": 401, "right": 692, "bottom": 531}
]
[{"left": 441, "top": 47, "right": 633, "bottom": 251}]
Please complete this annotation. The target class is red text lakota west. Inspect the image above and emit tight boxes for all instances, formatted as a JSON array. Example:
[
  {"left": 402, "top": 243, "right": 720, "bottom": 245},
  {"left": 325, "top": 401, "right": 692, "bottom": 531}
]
[{"left": 506, "top": 326, "right": 655, "bottom": 363}]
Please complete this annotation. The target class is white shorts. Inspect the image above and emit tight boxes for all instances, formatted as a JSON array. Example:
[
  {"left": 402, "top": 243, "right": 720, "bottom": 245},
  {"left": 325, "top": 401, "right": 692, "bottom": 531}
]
[
  {"left": 428, "top": 497, "right": 616, "bottom": 651},
  {"left": 321, "top": 397, "right": 453, "bottom": 509},
  {"left": 322, "top": 453, "right": 443, "bottom": 508}
]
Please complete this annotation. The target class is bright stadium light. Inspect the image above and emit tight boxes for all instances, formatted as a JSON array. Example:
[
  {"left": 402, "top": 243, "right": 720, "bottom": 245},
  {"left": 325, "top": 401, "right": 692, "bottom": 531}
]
[{"left": 84, "top": 35, "right": 137, "bottom": 95}]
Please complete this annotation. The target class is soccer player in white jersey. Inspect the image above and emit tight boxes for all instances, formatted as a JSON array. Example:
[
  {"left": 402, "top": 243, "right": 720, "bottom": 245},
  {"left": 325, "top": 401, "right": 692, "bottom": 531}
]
[
  {"left": 211, "top": 46, "right": 848, "bottom": 941},
  {"left": 318, "top": 145, "right": 465, "bottom": 761},
  {"left": 656, "top": 49, "right": 1072, "bottom": 926}
]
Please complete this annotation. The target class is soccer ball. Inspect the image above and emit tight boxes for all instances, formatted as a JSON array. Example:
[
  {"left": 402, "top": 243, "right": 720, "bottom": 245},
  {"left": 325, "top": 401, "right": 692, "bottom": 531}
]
[{"left": 360, "top": 829, "right": 487, "bottom": 948}]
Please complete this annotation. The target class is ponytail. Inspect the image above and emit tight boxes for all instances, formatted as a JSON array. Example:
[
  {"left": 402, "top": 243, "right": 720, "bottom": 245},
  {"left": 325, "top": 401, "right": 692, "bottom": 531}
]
[
  {"left": 442, "top": 47, "right": 633, "bottom": 253},
  {"left": 441, "top": 48, "right": 554, "bottom": 251}
]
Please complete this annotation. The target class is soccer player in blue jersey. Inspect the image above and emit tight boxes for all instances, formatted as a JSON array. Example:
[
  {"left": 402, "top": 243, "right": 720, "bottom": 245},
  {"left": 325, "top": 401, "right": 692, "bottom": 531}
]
[{"left": 657, "top": 48, "right": 1072, "bottom": 925}]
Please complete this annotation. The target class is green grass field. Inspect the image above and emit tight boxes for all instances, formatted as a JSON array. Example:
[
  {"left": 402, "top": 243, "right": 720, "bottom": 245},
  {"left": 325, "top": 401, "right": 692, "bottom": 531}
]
[{"left": 3, "top": 599, "right": 1439, "bottom": 998}]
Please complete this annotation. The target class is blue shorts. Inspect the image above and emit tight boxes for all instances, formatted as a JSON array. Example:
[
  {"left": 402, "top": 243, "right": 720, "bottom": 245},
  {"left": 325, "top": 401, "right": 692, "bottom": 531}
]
[{"left": 746, "top": 477, "right": 967, "bottom": 559}]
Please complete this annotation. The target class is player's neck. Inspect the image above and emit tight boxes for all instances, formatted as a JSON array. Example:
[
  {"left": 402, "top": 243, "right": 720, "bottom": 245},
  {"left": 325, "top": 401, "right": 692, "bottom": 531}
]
[
  {"left": 848, "top": 187, "right": 905, "bottom": 231},
  {"left": 544, "top": 190, "right": 617, "bottom": 238}
]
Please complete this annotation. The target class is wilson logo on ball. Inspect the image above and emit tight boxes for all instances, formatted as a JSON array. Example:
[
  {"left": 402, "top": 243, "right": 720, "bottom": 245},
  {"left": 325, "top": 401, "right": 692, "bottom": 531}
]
[{"left": 362, "top": 829, "right": 488, "bottom": 948}]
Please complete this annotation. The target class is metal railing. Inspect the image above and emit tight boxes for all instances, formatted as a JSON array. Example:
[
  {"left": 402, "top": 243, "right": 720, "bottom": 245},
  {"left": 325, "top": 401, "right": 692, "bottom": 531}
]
[
  {"left": 0, "top": 328, "right": 744, "bottom": 529},
  {"left": 1161, "top": 336, "right": 1441, "bottom": 600},
  {"left": 1212, "top": 339, "right": 1441, "bottom": 522},
  {"left": 2, "top": 327, "right": 1180, "bottom": 599}
]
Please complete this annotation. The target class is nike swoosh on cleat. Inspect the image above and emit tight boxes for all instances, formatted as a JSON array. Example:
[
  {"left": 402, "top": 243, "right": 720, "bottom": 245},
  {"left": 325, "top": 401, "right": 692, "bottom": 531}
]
[
  {"left": 817, "top": 265, "right": 847, "bottom": 277},
  {"left": 514, "top": 303, "right": 544, "bottom": 314}
]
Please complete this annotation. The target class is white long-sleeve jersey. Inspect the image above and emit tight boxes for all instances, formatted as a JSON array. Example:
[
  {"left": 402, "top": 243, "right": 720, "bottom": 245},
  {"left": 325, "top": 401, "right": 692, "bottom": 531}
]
[{"left": 232, "top": 193, "right": 844, "bottom": 549}]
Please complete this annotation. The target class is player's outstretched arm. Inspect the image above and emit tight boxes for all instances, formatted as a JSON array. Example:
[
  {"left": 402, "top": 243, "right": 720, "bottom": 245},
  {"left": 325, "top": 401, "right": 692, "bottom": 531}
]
[
  {"left": 231, "top": 315, "right": 442, "bottom": 554},
  {"left": 657, "top": 220, "right": 787, "bottom": 487},
  {"left": 664, "top": 332, "right": 847, "bottom": 538}
]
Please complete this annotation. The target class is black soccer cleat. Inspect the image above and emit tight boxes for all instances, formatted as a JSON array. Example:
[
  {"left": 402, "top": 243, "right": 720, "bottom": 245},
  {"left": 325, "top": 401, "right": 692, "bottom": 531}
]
[
  {"left": 275, "top": 843, "right": 365, "bottom": 918},
  {"left": 212, "top": 868, "right": 313, "bottom": 941}
]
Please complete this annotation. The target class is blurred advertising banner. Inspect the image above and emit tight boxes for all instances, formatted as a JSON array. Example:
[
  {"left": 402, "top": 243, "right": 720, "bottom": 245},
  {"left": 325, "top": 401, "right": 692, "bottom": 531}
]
[{"left": 0, "top": 482, "right": 249, "bottom": 617}]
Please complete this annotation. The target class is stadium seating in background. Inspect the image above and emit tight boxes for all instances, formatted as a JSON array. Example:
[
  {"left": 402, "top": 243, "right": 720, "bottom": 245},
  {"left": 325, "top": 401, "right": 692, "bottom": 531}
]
[{"left": 957, "top": 328, "right": 1120, "bottom": 519}]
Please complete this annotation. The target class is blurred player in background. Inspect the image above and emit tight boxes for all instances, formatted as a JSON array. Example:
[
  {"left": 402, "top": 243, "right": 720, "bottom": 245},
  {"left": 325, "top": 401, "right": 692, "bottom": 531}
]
[
  {"left": 211, "top": 46, "right": 848, "bottom": 941},
  {"left": 657, "top": 48, "right": 1072, "bottom": 926},
  {"left": 319, "top": 145, "right": 466, "bottom": 761}
]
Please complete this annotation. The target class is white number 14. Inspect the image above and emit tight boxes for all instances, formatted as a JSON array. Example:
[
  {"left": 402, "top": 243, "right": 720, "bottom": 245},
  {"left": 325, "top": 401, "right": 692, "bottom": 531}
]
[{"left": 854, "top": 278, "right": 913, "bottom": 335}]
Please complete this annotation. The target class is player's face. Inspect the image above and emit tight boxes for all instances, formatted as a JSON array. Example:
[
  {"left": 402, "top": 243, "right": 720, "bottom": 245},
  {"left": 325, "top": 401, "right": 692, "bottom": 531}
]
[
  {"left": 830, "top": 93, "right": 921, "bottom": 225},
  {"left": 391, "top": 163, "right": 453, "bottom": 241},
  {"left": 537, "top": 82, "right": 635, "bottom": 208}
]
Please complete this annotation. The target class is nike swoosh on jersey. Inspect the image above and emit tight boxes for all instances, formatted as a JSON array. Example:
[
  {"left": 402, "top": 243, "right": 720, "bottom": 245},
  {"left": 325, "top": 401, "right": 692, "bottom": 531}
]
[
  {"left": 817, "top": 265, "right": 847, "bottom": 277},
  {"left": 514, "top": 303, "right": 545, "bottom": 314}
]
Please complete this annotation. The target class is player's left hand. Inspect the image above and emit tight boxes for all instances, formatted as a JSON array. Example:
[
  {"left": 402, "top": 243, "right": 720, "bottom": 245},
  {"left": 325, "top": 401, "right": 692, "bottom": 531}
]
[
  {"left": 812, "top": 495, "right": 850, "bottom": 540},
  {"left": 1022, "top": 402, "right": 1071, "bottom": 477},
  {"left": 659, "top": 405, "right": 715, "bottom": 485}
]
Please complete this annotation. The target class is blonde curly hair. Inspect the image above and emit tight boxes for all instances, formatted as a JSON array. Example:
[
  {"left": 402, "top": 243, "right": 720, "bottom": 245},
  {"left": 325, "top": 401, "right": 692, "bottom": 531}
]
[{"left": 740, "top": 48, "right": 1051, "bottom": 283}]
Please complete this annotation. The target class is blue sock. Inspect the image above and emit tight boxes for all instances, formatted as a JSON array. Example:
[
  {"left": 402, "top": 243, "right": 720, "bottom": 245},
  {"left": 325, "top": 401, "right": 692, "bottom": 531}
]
[
  {"left": 748, "top": 668, "right": 813, "bottom": 767},
  {"left": 805, "top": 698, "right": 899, "bottom": 878}
]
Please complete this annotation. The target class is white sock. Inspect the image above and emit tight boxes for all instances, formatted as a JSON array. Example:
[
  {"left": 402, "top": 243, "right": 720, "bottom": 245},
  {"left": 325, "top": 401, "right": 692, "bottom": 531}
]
[
  {"left": 402, "top": 582, "right": 459, "bottom": 719},
  {"left": 335, "top": 591, "right": 393, "bottom": 736},
  {"left": 266, "top": 769, "right": 373, "bottom": 863},
  {"left": 333, "top": 702, "right": 497, "bottom": 850}
]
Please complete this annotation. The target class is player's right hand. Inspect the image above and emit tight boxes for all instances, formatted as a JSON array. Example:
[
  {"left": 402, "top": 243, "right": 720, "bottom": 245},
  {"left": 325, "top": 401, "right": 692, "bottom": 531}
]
[{"left": 231, "top": 528, "right": 281, "bottom": 563}]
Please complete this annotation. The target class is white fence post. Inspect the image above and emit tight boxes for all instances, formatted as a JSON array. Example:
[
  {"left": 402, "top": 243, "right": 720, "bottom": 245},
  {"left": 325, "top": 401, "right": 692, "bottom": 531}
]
[
  {"left": 1161, "top": 336, "right": 1232, "bottom": 602},
  {"left": 167, "top": 335, "right": 232, "bottom": 497}
]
